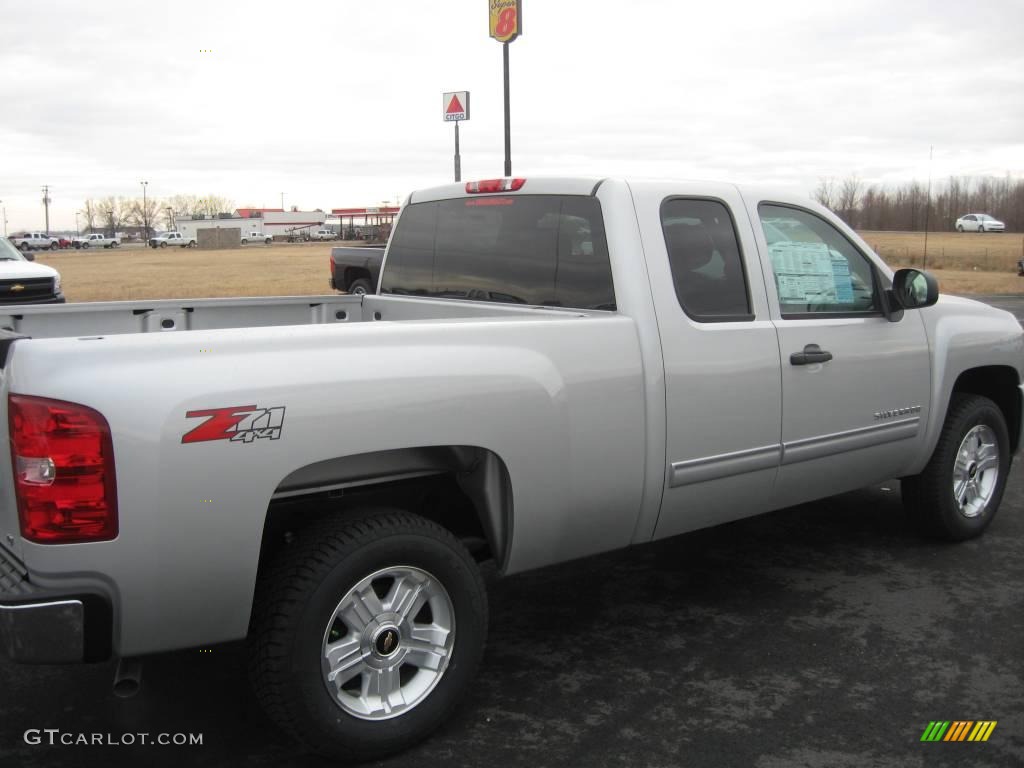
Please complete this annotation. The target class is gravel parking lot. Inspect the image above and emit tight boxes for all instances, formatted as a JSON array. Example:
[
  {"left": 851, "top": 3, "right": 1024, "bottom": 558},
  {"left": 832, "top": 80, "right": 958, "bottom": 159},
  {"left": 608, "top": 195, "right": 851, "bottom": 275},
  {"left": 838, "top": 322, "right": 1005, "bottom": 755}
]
[{"left": 1, "top": 298, "right": 1022, "bottom": 768}]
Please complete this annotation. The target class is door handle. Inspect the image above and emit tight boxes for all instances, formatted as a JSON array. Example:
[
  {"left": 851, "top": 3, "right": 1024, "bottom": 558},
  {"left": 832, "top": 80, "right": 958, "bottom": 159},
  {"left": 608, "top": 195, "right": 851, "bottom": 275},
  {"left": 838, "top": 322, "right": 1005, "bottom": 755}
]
[{"left": 790, "top": 344, "right": 833, "bottom": 366}]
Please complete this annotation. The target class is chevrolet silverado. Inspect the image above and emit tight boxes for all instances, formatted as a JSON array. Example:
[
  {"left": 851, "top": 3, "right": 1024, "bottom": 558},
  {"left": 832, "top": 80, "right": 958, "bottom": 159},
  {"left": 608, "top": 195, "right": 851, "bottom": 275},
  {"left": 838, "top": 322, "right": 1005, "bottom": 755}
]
[{"left": 0, "top": 177, "right": 1020, "bottom": 760}]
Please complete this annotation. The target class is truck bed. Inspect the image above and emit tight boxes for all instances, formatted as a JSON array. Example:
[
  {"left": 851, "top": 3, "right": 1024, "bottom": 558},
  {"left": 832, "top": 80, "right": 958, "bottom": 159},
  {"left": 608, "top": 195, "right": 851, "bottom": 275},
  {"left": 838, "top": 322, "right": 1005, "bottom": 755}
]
[{"left": 0, "top": 293, "right": 568, "bottom": 340}]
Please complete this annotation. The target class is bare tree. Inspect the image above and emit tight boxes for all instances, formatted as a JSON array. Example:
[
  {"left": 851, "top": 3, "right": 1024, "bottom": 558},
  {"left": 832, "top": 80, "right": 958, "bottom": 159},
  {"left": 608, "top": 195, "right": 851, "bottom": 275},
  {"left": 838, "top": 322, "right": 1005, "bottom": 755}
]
[
  {"left": 812, "top": 177, "right": 837, "bottom": 209},
  {"left": 97, "top": 196, "right": 126, "bottom": 236},
  {"left": 125, "top": 197, "right": 161, "bottom": 232},
  {"left": 837, "top": 174, "right": 862, "bottom": 227},
  {"left": 197, "top": 195, "right": 235, "bottom": 217},
  {"left": 79, "top": 199, "right": 99, "bottom": 233},
  {"left": 166, "top": 194, "right": 203, "bottom": 217}
]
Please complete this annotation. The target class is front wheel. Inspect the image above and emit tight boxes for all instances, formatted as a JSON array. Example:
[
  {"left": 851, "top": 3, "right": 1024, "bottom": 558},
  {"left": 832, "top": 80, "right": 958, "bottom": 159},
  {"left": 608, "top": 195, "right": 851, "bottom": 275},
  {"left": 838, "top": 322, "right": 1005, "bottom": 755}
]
[
  {"left": 264, "top": 238, "right": 272, "bottom": 245},
  {"left": 248, "top": 510, "right": 487, "bottom": 762},
  {"left": 902, "top": 394, "right": 1009, "bottom": 540},
  {"left": 957, "top": 225, "right": 964, "bottom": 232},
  {"left": 110, "top": 241, "right": 118, "bottom": 248}
]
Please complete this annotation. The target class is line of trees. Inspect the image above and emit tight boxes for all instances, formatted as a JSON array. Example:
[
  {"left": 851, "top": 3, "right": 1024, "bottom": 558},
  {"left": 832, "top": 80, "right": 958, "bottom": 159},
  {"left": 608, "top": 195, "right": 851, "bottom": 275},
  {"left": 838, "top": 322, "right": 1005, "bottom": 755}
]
[
  {"left": 79, "top": 194, "right": 235, "bottom": 236},
  {"left": 813, "top": 175, "right": 1024, "bottom": 232}
]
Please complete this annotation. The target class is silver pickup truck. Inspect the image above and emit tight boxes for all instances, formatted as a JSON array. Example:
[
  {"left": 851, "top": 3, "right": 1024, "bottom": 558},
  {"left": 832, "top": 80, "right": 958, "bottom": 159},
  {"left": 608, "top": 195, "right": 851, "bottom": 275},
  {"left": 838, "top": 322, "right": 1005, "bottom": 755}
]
[{"left": 0, "top": 177, "right": 1020, "bottom": 760}]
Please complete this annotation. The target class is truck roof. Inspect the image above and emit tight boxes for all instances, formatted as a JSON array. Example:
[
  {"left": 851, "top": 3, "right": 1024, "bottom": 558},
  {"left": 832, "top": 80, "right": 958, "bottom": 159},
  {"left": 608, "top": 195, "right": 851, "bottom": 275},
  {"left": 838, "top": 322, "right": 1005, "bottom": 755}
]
[{"left": 408, "top": 177, "right": 815, "bottom": 210}]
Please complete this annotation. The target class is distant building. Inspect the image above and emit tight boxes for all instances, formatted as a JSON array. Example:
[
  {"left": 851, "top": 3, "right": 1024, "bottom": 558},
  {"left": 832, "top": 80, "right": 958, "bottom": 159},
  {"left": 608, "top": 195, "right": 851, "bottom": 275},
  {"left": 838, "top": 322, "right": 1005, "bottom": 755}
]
[{"left": 173, "top": 209, "right": 328, "bottom": 240}]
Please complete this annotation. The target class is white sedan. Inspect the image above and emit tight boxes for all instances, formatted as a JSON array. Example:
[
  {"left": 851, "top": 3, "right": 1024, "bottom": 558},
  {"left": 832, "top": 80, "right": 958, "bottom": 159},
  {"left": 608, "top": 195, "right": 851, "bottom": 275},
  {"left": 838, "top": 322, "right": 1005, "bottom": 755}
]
[{"left": 955, "top": 214, "right": 1005, "bottom": 233}]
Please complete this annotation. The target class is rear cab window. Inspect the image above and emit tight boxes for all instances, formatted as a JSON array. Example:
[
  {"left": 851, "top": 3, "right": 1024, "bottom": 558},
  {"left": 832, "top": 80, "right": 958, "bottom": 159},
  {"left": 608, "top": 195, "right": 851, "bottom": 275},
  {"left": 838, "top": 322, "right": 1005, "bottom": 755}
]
[
  {"left": 381, "top": 195, "right": 616, "bottom": 311},
  {"left": 660, "top": 198, "right": 752, "bottom": 322}
]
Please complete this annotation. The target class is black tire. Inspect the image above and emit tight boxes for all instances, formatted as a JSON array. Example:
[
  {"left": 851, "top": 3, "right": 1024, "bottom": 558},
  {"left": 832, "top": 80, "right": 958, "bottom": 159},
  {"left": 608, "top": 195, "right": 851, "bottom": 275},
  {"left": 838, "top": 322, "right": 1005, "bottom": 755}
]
[
  {"left": 188, "top": 241, "right": 196, "bottom": 248},
  {"left": 18, "top": 242, "right": 29, "bottom": 252},
  {"left": 348, "top": 278, "right": 372, "bottom": 296},
  {"left": 81, "top": 242, "right": 90, "bottom": 249},
  {"left": 110, "top": 241, "right": 118, "bottom": 248},
  {"left": 159, "top": 241, "right": 167, "bottom": 248},
  {"left": 248, "top": 510, "right": 487, "bottom": 762},
  {"left": 902, "top": 394, "right": 1010, "bottom": 540},
  {"left": 241, "top": 239, "right": 248, "bottom": 245},
  {"left": 956, "top": 225, "right": 964, "bottom": 232},
  {"left": 49, "top": 242, "right": 58, "bottom": 250},
  {"left": 265, "top": 238, "right": 272, "bottom": 245}
]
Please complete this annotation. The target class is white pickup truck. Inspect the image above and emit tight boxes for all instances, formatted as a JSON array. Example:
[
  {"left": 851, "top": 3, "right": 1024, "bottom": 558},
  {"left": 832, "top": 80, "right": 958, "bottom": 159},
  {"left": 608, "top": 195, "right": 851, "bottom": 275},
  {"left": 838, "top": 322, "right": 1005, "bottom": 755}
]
[
  {"left": 9, "top": 232, "right": 59, "bottom": 252},
  {"left": 149, "top": 231, "right": 197, "bottom": 248},
  {"left": 72, "top": 232, "right": 120, "bottom": 249},
  {"left": 0, "top": 178, "right": 1020, "bottom": 761}
]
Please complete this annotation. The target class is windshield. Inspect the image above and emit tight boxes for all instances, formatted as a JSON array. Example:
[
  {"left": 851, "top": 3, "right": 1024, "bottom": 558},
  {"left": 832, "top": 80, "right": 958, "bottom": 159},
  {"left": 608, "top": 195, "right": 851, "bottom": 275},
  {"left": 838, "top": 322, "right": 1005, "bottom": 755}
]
[{"left": 0, "top": 238, "right": 26, "bottom": 261}]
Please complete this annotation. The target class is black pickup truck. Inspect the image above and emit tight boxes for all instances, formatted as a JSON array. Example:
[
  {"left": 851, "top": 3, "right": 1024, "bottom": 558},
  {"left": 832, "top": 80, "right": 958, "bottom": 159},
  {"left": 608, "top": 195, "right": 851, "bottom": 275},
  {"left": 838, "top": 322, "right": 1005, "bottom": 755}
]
[{"left": 328, "top": 246, "right": 385, "bottom": 295}]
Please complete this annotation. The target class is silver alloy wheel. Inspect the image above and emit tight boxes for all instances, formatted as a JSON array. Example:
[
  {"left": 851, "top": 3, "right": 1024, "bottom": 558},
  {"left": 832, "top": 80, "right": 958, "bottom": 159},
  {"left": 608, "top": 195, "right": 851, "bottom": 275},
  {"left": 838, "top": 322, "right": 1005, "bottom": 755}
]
[
  {"left": 953, "top": 424, "right": 999, "bottom": 518},
  {"left": 321, "top": 565, "right": 455, "bottom": 721}
]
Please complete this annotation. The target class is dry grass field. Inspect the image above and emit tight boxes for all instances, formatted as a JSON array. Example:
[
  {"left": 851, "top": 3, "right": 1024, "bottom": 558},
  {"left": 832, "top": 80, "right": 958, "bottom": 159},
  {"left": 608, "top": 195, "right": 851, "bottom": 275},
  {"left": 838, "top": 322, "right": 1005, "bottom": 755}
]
[
  {"left": 36, "top": 241, "right": 339, "bottom": 302},
  {"left": 31, "top": 231, "right": 1024, "bottom": 304}
]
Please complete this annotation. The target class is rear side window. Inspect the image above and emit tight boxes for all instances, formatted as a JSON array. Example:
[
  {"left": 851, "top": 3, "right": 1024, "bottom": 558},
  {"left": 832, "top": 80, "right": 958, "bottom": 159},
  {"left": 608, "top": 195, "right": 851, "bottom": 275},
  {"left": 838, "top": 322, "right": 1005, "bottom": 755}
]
[
  {"left": 660, "top": 198, "right": 752, "bottom": 321},
  {"left": 381, "top": 195, "right": 615, "bottom": 310}
]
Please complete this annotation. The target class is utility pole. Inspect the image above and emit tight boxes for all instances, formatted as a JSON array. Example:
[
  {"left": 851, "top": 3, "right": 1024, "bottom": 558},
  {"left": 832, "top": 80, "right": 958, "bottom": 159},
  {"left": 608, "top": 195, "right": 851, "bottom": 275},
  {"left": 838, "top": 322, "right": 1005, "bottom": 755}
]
[
  {"left": 42, "top": 185, "right": 51, "bottom": 235},
  {"left": 280, "top": 192, "right": 285, "bottom": 211},
  {"left": 922, "top": 146, "right": 933, "bottom": 270},
  {"left": 141, "top": 181, "right": 149, "bottom": 242}
]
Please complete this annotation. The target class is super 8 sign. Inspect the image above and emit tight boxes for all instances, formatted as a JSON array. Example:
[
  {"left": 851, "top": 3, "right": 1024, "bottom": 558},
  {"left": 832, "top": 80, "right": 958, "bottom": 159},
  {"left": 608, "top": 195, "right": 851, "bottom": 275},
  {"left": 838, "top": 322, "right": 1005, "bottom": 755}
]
[{"left": 489, "top": 0, "right": 522, "bottom": 43}]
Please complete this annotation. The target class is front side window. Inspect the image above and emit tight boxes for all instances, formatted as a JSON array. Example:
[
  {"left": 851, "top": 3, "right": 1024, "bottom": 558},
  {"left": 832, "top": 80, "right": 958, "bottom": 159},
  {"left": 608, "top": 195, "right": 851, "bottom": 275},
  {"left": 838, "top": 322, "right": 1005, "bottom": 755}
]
[
  {"left": 759, "top": 204, "right": 878, "bottom": 316},
  {"left": 382, "top": 195, "right": 615, "bottom": 310},
  {"left": 660, "top": 198, "right": 751, "bottom": 321}
]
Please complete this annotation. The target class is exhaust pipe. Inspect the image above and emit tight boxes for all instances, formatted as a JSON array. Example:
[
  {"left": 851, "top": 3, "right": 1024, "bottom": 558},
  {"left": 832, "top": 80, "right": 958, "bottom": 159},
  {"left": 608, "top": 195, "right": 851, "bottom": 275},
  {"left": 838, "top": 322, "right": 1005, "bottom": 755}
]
[{"left": 112, "top": 657, "right": 142, "bottom": 698}]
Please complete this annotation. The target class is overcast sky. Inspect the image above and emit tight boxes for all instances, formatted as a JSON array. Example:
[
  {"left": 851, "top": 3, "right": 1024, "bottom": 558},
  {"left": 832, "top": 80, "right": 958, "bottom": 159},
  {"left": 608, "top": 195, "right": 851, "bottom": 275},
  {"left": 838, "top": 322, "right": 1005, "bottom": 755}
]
[{"left": 1, "top": 0, "right": 1022, "bottom": 231}]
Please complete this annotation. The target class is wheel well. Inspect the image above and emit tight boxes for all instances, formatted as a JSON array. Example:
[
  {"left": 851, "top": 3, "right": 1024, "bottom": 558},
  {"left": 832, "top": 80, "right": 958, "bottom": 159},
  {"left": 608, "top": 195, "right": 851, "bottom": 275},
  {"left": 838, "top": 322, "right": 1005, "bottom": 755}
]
[
  {"left": 343, "top": 267, "right": 371, "bottom": 288},
  {"left": 952, "top": 366, "right": 1021, "bottom": 452},
  {"left": 256, "top": 446, "right": 513, "bottom": 581}
]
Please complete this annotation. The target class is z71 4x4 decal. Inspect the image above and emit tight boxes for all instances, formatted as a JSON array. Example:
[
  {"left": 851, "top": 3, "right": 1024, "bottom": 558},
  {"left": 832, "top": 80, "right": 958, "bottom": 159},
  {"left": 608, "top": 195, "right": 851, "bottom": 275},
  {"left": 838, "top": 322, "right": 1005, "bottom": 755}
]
[{"left": 181, "top": 405, "right": 286, "bottom": 444}]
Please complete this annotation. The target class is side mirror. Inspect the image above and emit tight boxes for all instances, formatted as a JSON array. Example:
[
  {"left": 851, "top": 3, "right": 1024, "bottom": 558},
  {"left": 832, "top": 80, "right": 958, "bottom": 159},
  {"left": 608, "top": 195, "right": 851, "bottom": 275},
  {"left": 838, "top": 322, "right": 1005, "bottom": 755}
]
[
  {"left": 891, "top": 268, "right": 939, "bottom": 310},
  {"left": 24, "top": 252, "right": 35, "bottom": 262}
]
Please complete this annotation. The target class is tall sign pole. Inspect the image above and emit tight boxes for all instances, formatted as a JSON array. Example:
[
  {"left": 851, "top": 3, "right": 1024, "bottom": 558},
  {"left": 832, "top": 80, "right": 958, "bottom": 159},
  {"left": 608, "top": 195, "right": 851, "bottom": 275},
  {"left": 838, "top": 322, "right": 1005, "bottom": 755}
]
[
  {"left": 489, "top": 1, "right": 521, "bottom": 176},
  {"left": 443, "top": 92, "right": 470, "bottom": 182}
]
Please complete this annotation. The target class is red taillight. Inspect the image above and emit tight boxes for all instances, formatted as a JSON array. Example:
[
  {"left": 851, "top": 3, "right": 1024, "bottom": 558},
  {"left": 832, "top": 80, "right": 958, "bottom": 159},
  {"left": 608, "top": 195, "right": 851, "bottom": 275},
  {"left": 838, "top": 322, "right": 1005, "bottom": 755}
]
[
  {"left": 8, "top": 395, "right": 118, "bottom": 543},
  {"left": 465, "top": 178, "right": 526, "bottom": 193},
  {"left": 329, "top": 257, "right": 336, "bottom": 276}
]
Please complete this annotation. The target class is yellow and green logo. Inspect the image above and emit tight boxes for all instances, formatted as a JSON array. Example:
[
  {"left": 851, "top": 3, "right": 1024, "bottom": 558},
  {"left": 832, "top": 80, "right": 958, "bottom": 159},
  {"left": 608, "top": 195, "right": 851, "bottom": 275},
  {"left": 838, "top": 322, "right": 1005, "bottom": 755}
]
[{"left": 920, "top": 721, "right": 997, "bottom": 742}]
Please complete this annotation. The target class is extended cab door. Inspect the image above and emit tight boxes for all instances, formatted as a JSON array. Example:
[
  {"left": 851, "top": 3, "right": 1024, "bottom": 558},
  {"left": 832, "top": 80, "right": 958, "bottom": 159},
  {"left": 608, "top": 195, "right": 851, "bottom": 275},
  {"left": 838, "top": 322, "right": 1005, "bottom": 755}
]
[
  {"left": 629, "top": 182, "right": 784, "bottom": 539},
  {"left": 746, "top": 197, "right": 932, "bottom": 508}
]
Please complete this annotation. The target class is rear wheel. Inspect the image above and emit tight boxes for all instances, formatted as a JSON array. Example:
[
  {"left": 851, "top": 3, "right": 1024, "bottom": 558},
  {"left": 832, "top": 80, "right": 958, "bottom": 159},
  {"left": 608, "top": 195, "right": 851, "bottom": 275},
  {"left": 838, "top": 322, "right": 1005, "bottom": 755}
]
[
  {"left": 902, "top": 394, "right": 1009, "bottom": 540},
  {"left": 248, "top": 510, "right": 487, "bottom": 762},
  {"left": 349, "top": 278, "right": 372, "bottom": 296},
  {"left": 265, "top": 238, "right": 272, "bottom": 245},
  {"left": 241, "top": 239, "right": 248, "bottom": 245},
  {"left": 110, "top": 241, "right": 118, "bottom": 248},
  {"left": 49, "top": 242, "right": 58, "bottom": 250}
]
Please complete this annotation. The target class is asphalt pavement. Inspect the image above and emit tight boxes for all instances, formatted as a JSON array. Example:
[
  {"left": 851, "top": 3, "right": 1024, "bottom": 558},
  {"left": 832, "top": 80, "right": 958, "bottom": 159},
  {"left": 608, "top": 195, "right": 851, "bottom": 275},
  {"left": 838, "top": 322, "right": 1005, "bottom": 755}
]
[{"left": 2, "top": 304, "right": 1023, "bottom": 768}]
